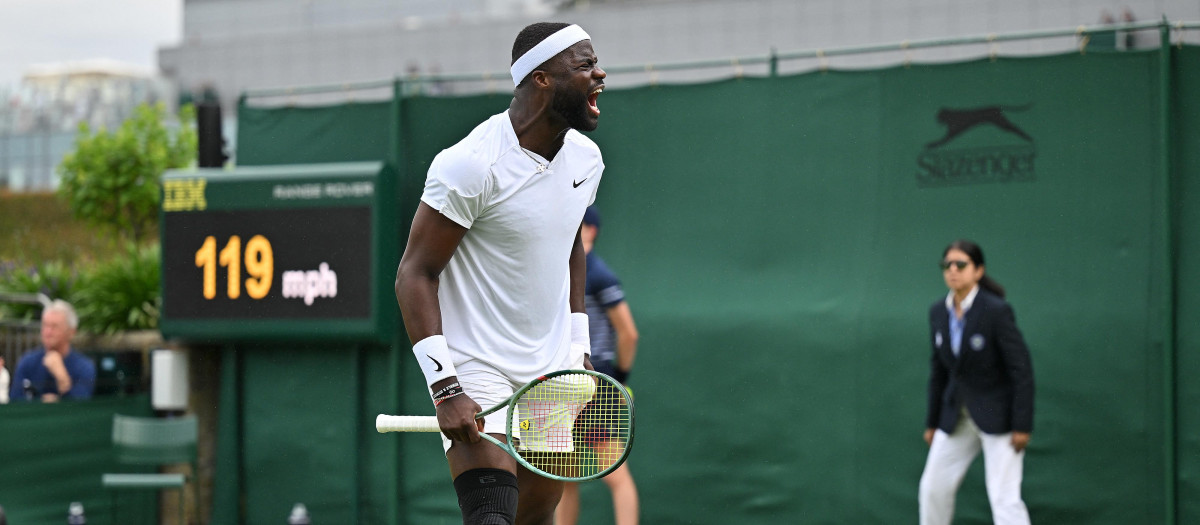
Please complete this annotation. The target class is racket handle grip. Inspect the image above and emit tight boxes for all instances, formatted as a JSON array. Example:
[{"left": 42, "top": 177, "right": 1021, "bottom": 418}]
[{"left": 376, "top": 414, "right": 441, "bottom": 433}]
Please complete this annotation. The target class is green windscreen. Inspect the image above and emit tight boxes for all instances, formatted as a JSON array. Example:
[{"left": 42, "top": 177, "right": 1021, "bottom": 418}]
[
  {"left": 1172, "top": 44, "right": 1200, "bottom": 524},
  {"left": 221, "top": 47, "right": 1198, "bottom": 524},
  {"left": 237, "top": 101, "right": 394, "bottom": 166},
  {"left": 0, "top": 396, "right": 154, "bottom": 524},
  {"left": 577, "top": 50, "right": 1165, "bottom": 524}
]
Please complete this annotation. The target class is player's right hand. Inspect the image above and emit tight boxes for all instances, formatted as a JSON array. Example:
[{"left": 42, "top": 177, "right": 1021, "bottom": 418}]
[{"left": 436, "top": 394, "right": 484, "bottom": 443}]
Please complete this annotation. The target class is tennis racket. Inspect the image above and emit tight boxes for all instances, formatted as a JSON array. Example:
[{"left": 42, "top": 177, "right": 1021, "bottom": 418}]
[{"left": 377, "top": 369, "right": 635, "bottom": 482}]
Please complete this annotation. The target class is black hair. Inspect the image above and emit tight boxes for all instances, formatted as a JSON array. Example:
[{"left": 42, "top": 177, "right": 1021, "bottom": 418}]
[
  {"left": 943, "top": 239, "right": 1006, "bottom": 298},
  {"left": 511, "top": 22, "right": 572, "bottom": 87}
]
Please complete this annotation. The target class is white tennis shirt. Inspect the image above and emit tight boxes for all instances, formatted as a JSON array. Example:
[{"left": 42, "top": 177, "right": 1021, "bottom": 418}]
[{"left": 420, "top": 110, "right": 603, "bottom": 382}]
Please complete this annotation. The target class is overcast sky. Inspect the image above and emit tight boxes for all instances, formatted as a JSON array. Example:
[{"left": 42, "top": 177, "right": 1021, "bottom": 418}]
[{"left": 0, "top": 0, "right": 182, "bottom": 88}]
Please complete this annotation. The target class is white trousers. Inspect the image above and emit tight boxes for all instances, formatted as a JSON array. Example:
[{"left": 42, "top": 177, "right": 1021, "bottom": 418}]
[{"left": 918, "top": 410, "right": 1030, "bottom": 525}]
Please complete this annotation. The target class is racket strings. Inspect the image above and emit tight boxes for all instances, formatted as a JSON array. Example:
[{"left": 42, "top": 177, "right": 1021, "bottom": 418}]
[{"left": 512, "top": 373, "right": 632, "bottom": 479}]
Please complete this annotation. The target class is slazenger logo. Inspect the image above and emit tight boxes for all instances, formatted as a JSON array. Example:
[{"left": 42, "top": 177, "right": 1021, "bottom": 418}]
[
  {"left": 916, "top": 104, "right": 1036, "bottom": 187},
  {"left": 281, "top": 262, "right": 338, "bottom": 305}
]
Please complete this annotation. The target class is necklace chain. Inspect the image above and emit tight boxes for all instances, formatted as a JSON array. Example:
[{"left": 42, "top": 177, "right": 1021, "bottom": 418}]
[{"left": 521, "top": 147, "right": 548, "bottom": 173}]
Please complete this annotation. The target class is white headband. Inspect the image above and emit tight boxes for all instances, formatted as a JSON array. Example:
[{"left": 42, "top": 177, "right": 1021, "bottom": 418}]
[{"left": 510, "top": 24, "right": 591, "bottom": 86}]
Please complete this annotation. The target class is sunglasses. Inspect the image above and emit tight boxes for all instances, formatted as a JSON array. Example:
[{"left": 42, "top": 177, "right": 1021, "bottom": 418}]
[{"left": 940, "top": 260, "right": 971, "bottom": 271}]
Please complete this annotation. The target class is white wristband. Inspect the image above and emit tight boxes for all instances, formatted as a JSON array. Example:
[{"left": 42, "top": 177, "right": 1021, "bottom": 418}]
[
  {"left": 413, "top": 335, "right": 457, "bottom": 387},
  {"left": 570, "top": 312, "right": 591, "bottom": 357}
]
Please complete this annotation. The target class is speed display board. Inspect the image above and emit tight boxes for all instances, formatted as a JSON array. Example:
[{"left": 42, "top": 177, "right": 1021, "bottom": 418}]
[{"left": 159, "top": 162, "right": 396, "bottom": 341}]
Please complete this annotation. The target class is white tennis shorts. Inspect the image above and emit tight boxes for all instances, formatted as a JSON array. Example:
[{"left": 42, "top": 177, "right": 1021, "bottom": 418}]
[{"left": 440, "top": 351, "right": 589, "bottom": 453}]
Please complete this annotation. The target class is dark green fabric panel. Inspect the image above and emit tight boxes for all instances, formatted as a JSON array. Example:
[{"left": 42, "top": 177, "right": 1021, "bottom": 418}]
[
  {"left": 399, "top": 93, "right": 511, "bottom": 170},
  {"left": 237, "top": 101, "right": 393, "bottom": 166},
  {"left": 242, "top": 344, "right": 362, "bottom": 524},
  {"left": 398, "top": 93, "right": 511, "bottom": 211},
  {"left": 0, "top": 395, "right": 154, "bottom": 524},
  {"left": 215, "top": 47, "right": 1188, "bottom": 524},
  {"left": 582, "top": 52, "right": 1165, "bottom": 524},
  {"left": 1173, "top": 44, "right": 1200, "bottom": 525},
  {"left": 211, "top": 346, "right": 241, "bottom": 525},
  {"left": 874, "top": 51, "right": 1167, "bottom": 524},
  {"left": 586, "top": 73, "right": 887, "bottom": 523},
  {"left": 359, "top": 343, "right": 401, "bottom": 525}
]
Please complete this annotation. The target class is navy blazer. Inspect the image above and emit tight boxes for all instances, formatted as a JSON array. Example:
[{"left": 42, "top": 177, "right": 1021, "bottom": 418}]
[{"left": 926, "top": 289, "right": 1034, "bottom": 435}]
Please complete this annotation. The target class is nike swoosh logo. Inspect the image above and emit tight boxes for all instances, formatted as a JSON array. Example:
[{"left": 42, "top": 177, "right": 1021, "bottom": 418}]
[
  {"left": 573, "top": 177, "right": 589, "bottom": 188},
  {"left": 429, "top": 356, "right": 443, "bottom": 372}
]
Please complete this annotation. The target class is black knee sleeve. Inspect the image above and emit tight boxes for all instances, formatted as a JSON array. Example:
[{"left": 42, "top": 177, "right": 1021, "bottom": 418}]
[{"left": 454, "top": 468, "right": 519, "bottom": 525}]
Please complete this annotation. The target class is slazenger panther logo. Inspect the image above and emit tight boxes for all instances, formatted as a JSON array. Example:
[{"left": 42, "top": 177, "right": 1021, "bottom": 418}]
[
  {"left": 916, "top": 104, "right": 1037, "bottom": 187},
  {"left": 926, "top": 105, "right": 1033, "bottom": 148}
]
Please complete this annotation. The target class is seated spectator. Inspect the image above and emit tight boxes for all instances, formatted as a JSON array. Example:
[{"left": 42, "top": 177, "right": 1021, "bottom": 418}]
[
  {"left": 9, "top": 300, "right": 95, "bottom": 402},
  {"left": 0, "top": 356, "right": 8, "bottom": 404}
]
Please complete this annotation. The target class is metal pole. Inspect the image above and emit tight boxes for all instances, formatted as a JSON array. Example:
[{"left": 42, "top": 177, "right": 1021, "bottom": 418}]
[
  {"left": 774, "top": 19, "right": 1167, "bottom": 61},
  {"left": 1157, "top": 17, "right": 1178, "bottom": 525},
  {"left": 243, "top": 79, "right": 395, "bottom": 100},
  {"left": 388, "top": 77, "right": 404, "bottom": 525}
]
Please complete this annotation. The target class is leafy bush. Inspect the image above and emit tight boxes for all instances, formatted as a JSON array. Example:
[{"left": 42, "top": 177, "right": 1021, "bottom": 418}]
[
  {"left": 57, "top": 103, "right": 196, "bottom": 244},
  {"left": 1, "top": 245, "right": 162, "bottom": 334},
  {"left": 72, "top": 244, "right": 161, "bottom": 335},
  {"left": 0, "top": 260, "right": 81, "bottom": 320},
  {"left": 5, "top": 103, "right": 187, "bottom": 334}
]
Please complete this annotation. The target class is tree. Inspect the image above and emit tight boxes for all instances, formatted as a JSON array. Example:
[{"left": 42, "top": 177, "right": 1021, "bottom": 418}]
[{"left": 57, "top": 103, "right": 197, "bottom": 244}]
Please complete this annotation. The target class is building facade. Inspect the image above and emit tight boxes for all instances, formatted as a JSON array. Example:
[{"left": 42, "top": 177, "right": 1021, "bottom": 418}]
[
  {"left": 160, "top": 0, "right": 1200, "bottom": 110},
  {"left": 0, "top": 60, "right": 172, "bottom": 192}
]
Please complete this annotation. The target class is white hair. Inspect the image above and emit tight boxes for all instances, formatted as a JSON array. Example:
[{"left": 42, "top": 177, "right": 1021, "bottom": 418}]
[{"left": 43, "top": 299, "right": 78, "bottom": 330}]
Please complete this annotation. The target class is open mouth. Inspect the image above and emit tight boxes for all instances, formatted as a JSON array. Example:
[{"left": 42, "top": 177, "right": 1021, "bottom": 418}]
[{"left": 587, "top": 85, "right": 604, "bottom": 117}]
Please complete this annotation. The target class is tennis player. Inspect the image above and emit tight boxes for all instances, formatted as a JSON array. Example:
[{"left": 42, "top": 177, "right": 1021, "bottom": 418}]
[{"left": 395, "top": 22, "right": 606, "bottom": 525}]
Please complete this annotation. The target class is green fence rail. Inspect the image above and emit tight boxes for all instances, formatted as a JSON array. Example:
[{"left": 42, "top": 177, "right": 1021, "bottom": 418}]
[{"left": 241, "top": 19, "right": 1200, "bottom": 100}]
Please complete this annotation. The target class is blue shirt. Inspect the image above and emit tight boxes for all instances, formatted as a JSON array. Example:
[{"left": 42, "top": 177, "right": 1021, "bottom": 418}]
[
  {"left": 585, "top": 251, "right": 625, "bottom": 376},
  {"left": 9, "top": 348, "right": 96, "bottom": 402},
  {"left": 944, "top": 286, "right": 979, "bottom": 357}
]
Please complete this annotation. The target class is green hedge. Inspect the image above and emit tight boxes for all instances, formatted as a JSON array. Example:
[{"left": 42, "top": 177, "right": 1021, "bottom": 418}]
[
  {"left": 0, "top": 244, "right": 160, "bottom": 333},
  {"left": 0, "top": 192, "right": 137, "bottom": 267}
]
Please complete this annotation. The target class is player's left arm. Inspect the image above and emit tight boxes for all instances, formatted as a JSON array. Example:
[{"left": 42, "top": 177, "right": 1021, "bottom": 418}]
[
  {"left": 605, "top": 302, "right": 638, "bottom": 382},
  {"left": 569, "top": 225, "right": 594, "bottom": 371}
]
